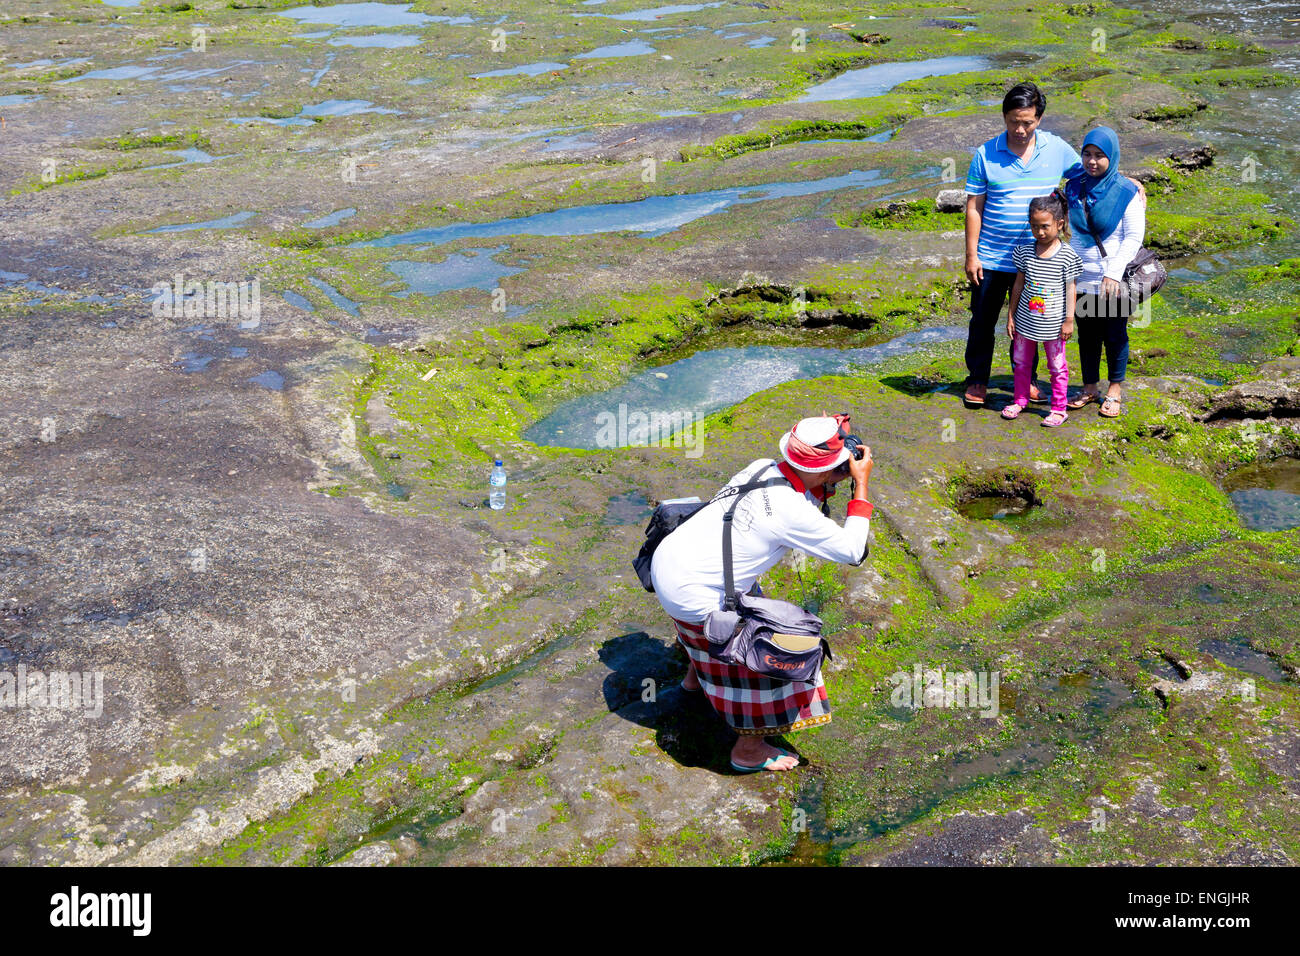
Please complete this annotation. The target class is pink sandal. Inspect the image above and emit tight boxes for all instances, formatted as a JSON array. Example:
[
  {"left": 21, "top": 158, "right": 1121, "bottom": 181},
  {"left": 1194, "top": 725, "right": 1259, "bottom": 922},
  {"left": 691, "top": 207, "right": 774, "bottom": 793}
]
[
  {"left": 1041, "top": 410, "right": 1069, "bottom": 427},
  {"left": 1001, "top": 403, "right": 1024, "bottom": 420}
]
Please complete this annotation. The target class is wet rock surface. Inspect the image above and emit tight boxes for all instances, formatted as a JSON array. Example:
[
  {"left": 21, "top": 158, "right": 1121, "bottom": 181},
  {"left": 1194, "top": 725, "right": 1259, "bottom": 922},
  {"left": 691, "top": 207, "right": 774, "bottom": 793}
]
[{"left": 1197, "top": 357, "right": 1300, "bottom": 423}]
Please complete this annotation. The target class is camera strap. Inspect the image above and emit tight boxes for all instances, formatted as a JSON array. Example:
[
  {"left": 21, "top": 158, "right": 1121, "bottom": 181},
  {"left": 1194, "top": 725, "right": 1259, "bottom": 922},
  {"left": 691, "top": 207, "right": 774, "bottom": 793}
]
[{"left": 720, "top": 473, "right": 791, "bottom": 612}]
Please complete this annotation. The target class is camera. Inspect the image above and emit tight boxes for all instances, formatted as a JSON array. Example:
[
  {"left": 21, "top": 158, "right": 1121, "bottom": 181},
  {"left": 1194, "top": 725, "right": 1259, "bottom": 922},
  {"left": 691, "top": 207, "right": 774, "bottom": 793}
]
[{"left": 843, "top": 433, "right": 866, "bottom": 461}]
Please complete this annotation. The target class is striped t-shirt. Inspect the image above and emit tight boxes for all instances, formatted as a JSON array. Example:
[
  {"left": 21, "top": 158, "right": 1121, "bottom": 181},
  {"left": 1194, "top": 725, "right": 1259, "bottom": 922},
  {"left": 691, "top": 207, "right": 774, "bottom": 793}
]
[
  {"left": 1012, "top": 242, "right": 1082, "bottom": 341},
  {"left": 965, "top": 130, "right": 1083, "bottom": 272}
]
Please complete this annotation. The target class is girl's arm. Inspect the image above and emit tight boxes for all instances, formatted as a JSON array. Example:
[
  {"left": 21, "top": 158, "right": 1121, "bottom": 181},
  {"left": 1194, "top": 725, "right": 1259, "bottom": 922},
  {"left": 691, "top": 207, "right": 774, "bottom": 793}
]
[
  {"left": 1007, "top": 271, "right": 1025, "bottom": 338},
  {"left": 1061, "top": 278, "right": 1076, "bottom": 340}
]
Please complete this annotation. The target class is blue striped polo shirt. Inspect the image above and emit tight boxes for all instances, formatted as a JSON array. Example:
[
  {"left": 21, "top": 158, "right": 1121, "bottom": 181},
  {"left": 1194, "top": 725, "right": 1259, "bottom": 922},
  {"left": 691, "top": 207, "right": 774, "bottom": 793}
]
[{"left": 965, "top": 130, "right": 1083, "bottom": 272}]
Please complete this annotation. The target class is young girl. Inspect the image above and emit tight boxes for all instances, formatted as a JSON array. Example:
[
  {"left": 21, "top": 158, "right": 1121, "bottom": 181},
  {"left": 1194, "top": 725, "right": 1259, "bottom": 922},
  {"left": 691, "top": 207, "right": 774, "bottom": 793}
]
[{"left": 1002, "top": 191, "right": 1083, "bottom": 427}]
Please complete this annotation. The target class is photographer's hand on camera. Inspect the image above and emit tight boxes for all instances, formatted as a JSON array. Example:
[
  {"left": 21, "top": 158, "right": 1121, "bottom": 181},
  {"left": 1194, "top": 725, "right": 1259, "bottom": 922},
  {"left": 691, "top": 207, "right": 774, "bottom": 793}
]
[{"left": 848, "top": 445, "right": 872, "bottom": 498}]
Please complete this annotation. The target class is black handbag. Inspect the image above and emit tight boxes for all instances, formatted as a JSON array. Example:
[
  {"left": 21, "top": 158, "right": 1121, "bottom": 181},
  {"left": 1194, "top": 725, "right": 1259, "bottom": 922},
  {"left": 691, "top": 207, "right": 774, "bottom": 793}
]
[
  {"left": 633, "top": 498, "right": 706, "bottom": 592},
  {"left": 1082, "top": 204, "right": 1166, "bottom": 313}
]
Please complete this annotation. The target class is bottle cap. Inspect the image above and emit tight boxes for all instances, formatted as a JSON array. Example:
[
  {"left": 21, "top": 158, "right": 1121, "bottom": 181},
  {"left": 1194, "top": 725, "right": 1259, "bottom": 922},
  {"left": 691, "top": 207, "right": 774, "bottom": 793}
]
[{"left": 494, "top": 459, "right": 503, "bottom": 466}]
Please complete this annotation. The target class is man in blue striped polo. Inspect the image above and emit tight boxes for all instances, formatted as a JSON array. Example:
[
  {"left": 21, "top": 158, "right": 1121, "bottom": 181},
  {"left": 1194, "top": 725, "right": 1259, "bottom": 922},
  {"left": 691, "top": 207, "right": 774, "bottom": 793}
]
[{"left": 962, "top": 82, "right": 1082, "bottom": 407}]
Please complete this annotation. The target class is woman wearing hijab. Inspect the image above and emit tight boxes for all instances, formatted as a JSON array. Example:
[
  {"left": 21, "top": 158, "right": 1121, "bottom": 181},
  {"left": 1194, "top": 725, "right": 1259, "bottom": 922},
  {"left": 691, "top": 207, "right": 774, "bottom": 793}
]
[{"left": 1064, "top": 127, "right": 1146, "bottom": 418}]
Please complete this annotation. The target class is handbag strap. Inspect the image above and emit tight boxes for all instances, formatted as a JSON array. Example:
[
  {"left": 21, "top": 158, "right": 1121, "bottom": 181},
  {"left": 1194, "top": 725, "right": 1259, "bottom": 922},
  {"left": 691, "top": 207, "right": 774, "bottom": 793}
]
[
  {"left": 1081, "top": 201, "right": 1111, "bottom": 260},
  {"left": 720, "top": 473, "right": 791, "bottom": 612},
  {"left": 1081, "top": 206, "right": 1112, "bottom": 257}
]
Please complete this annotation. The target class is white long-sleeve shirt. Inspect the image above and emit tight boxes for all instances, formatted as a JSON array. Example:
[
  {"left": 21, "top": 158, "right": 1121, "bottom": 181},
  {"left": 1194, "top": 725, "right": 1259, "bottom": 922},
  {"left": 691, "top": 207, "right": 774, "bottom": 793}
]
[
  {"left": 650, "top": 458, "right": 871, "bottom": 623},
  {"left": 1068, "top": 194, "right": 1146, "bottom": 294}
]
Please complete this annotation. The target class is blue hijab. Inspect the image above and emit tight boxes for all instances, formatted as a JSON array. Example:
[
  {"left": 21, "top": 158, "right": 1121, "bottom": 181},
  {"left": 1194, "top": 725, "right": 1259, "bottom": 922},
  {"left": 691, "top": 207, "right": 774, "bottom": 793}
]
[{"left": 1065, "top": 126, "right": 1138, "bottom": 249}]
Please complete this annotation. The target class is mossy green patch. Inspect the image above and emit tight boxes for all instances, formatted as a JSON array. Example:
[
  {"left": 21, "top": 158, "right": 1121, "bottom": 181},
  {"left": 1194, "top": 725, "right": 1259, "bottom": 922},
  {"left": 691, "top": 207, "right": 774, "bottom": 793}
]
[{"left": 838, "top": 197, "right": 965, "bottom": 232}]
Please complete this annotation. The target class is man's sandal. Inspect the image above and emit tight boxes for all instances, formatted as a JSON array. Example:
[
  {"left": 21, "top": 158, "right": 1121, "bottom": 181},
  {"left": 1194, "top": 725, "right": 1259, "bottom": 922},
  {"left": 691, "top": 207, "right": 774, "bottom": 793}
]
[
  {"left": 1099, "top": 396, "right": 1122, "bottom": 418},
  {"left": 1067, "top": 391, "right": 1099, "bottom": 410}
]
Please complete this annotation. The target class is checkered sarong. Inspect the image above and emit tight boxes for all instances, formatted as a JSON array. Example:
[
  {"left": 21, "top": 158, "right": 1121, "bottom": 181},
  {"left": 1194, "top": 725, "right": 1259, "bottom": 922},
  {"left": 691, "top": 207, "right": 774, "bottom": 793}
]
[{"left": 671, "top": 617, "right": 831, "bottom": 736}]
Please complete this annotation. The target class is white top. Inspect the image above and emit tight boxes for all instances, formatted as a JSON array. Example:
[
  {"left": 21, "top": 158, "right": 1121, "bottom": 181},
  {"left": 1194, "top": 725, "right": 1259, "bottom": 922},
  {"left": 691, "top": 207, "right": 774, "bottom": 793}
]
[
  {"left": 1068, "top": 193, "right": 1146, "bottom": 294},
  {"left": 650, "top": 458, "right": 871, "bottom": 624}
]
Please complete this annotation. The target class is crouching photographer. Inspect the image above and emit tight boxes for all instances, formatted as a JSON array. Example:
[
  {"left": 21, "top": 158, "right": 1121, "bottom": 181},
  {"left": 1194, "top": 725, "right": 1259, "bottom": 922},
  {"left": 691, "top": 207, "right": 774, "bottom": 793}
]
[{"left": 641, "top": 414, "right": 873, "bottom": 773}]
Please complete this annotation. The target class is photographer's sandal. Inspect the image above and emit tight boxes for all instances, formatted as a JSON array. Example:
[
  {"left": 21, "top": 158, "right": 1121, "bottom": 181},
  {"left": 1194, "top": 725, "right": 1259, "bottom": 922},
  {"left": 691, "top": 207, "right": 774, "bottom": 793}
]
[
  {"left": 1099, "top": 396, "right": 1122, "bottom": 418},
  {"left": 731, "top": 748, "right": 799, "bottom": 774}
]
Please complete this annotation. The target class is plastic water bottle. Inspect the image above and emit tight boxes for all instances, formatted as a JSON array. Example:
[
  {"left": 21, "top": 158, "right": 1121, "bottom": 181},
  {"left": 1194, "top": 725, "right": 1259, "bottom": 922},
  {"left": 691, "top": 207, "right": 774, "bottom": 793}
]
[{"left": 489, "top": 459, "right": 507, "bottom": 510}]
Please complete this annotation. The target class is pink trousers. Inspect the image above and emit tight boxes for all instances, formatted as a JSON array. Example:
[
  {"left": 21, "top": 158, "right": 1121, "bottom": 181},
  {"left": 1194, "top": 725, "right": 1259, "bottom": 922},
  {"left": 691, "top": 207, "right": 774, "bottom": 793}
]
[{"left": 1012, "top": 335, "right": 1068, "bottom": 413}]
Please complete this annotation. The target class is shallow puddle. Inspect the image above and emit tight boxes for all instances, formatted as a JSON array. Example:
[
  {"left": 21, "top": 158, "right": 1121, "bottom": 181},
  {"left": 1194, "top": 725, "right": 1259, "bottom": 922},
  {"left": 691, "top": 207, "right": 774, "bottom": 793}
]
[
  {"left": 471, "top": 61, "right": 568, "bottom": 78},
  {"left": 791, "top": 128, "right": 897, "bottom": 148},
  {"left": 1223, "top": 458, "right": 1300, "bottom": 532},
  {"left": 354, "top": 167, "right": 893, "bottom": 248},
  {"left": 762, "top": 776, "right": 834, "bottom": 867},
  {"left": 141, "top": 148, "right": 222, "bottom": 171},
  {"left": 7, "top": 58, "right": 89, "bottom": 72},
  {"left": 956, "top": 495, "right": 1034, "bottom": 521},
  {"left": 175, "top": 353, "right": 216, "bottom": 373},
  {"left": 539, "top": 134, "right": 598, "bottom": 152},
  {"left": 328, "top": 34, "right": 422, "bottom": 48},
  {"left": 1199, "top": 637, "right": 1293, "bottom": 684},
  {"left": 578, "top": 2, "right": 724, "bottom": 21},
  {"left": 798, "top": 55, "right": 993, "bottom": 103},
  {"left": 278, "top": 3, "right": 439, "bottom": 28},
  {"left": 146, "top": 211, "right": 256, "bottom": 233},
  {"left": 303, "top": 208, "right": 357, "bottom": 229},
  {"left": 603, "top": 492, "right": 654, "bottom": 526},
  {"left": 1138, "top": 656, "right": 1185, "bottom": 681},
  {"left": 525, "top": 326, "right": 964, "bottom": 449},
  {"left": 308, "top": 276, "right": 361, "bottom": 316},
  {"left": 307, "top": 54, "right": 336, "bottom": 88},
  {"left": 576, "top": 41, "right": 657, "bottom": 59},
  {"left": 280, "top": 290, "right": 315, "bottom": 312},
  {"left": 387, "top": 245, "right": 524, "bottom": 297},
  {"left": 57, "top": 61, "right": 255, "bottom": 85},
  {"left": 229, "top": 99, "right": 400, "bottom": 127}
]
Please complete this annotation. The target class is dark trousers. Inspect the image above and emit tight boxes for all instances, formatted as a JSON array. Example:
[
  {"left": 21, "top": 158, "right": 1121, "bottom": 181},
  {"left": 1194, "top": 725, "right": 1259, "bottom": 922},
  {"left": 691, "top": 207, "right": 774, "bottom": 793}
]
[
  {"left": 1075, "top": 292, "right": 1130, "bottom": 384},
  {"left": 965, "top": 269, "right": 1037, "bottom": 387}
]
